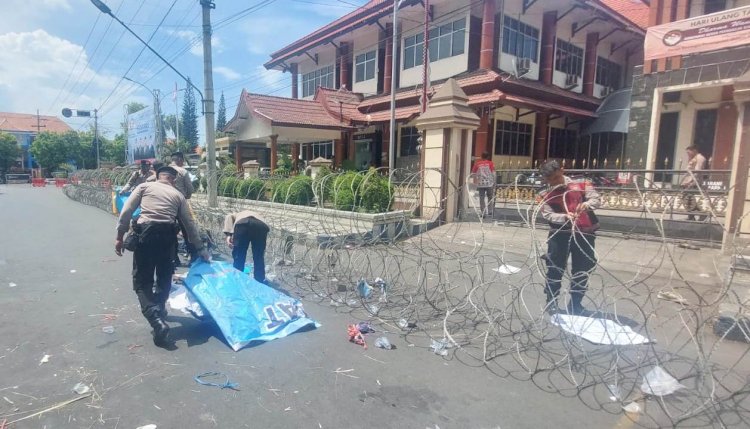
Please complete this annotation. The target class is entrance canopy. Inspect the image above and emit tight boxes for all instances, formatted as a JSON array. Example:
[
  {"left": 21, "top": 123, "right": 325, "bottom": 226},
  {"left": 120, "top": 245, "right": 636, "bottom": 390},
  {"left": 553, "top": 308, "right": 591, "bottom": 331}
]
[{"left": 583, "top": 89, "right": 632, "bottom": 135}]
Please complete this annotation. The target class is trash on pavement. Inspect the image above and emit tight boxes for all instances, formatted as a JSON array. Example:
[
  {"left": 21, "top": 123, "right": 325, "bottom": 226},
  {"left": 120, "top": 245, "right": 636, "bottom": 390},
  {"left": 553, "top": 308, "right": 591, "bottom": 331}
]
[
  {"left": 398, "top": 319, "right": 408, "bottom": 329},
  {"left": 184, "top": 261, "right": 319, "bottom": 351},
  {"left": 356, "top": 322, "right": 375, "bottom": 334},
  {"left": 39, "top": 354, "right": 50, "bottom": 365},
  {"left": 348, "top": 324, "right": 367, "bottom": 349},
  {"left": 550, "top": 314, "right": 652, "bottom": 345},
  {"left": 493, "top": 264, "right": 521, "bottom": 274},
  {"left": 101, "top": 326, "right": 115, "bottom": 334},
  {"left": 8, "top": 282, "right": 16, "bottom": 288},
  {"left": 622, "top": 402, "right": 641, "bottom": 414},
  {"left": 430, "top": 338, "right": 452, "bottom": 356},
  {"left": 194, "top": 372, "right": 239, "bottom": 390},
  {"left": 374, "top": 337, "right": 395, "bottom": 350},
  {"left": 346, "top": 298, "right": 359, "bottom": 307},
  {"left": 607, "top": 384, "right": 621, "bottom": 401},
  {"left": 72, "top": 383, "right": 90, "bottom": 395},
  {"left": 135, "top": 425, "right": 157, "bottom": 429},
  {"left": 69, "top": 270, "right": 76, "bottom": 274},
  {"left": 640, "top": 366, "right": 685, "bottom": 396},
  {"left": 657, "top": 290, "right": 689, "bottom": 305},
  {"left": 357, "top": 278, "right": 372, "bottom": 299}
]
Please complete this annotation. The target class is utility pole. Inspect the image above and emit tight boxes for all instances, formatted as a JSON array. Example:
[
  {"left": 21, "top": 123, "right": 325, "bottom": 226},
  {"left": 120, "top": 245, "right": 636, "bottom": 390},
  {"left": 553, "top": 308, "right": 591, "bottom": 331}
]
[
  {"left": 175, "top": 83, "right": 180, "bottom": 144},
  {"left": 201, "top": 0, "right": 217, "bottom": 207},
  {"left": 421, "top": 0, "right": 430, "bottom": 114},
  {"left": 388, "top": 0, "right": 400, "bottom": 172},
  {"left": 94, "top": 109, "right": 100, "bottom": 169}
]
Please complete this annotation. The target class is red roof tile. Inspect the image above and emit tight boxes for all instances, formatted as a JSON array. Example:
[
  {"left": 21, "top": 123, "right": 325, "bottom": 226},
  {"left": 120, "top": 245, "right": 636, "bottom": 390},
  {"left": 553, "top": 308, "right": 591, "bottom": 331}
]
[
  {"left": 314, "top": 87, "right": 367, "bottom": 122},
  {"left": 597, "top": 0, "right": 650, "bottom": 29},
  {"left": 0, "top": 112, "right": 72, "bottom": 134},
  {"left": 230, "top": 90, "right": 352, "bottom": 130}
]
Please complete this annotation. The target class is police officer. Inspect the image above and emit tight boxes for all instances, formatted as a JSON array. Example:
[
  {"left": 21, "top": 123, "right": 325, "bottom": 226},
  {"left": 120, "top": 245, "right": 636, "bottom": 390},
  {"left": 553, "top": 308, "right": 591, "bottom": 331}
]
[
  {"left": 223, "top": 210, "right": 269, "bottom": 283},
  {"left": 115, "top": 166, "right": 210, "bottom": 348},
  {"left": 120, "top": 160, "right": 154, "bottom": 194},
  {"left": 169, "top": 151, "right": 194, "bottom": 199}
]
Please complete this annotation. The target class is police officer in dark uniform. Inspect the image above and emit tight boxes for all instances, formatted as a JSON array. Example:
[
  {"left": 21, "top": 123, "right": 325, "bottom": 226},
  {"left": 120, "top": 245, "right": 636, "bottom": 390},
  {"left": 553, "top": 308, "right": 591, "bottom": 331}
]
[{"left": 115, "top": 166, "right": 210, "bottom": 348}]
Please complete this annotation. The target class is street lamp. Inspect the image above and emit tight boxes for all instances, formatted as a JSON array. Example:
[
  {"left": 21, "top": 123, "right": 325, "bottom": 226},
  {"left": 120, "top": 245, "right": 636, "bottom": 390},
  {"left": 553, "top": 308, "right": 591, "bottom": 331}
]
[
  {"left": 90, "top": 0, "right": 217, "bottom": 206},
  {"left": 62, "top": 107, "right": 99, "bottom": 169}
]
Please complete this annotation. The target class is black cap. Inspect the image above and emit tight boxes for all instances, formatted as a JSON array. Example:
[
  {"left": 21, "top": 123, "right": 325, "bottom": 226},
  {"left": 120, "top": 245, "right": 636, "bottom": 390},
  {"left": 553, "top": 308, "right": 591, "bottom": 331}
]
[
  {"left": 171, "top": 151, "right": 184, "bottom": 158},
  {"left": 157, "top": 166, "right": 179, "bottom": 177},
  {"left": 139, "top": 159, "right": 150, "bottom": 166}
]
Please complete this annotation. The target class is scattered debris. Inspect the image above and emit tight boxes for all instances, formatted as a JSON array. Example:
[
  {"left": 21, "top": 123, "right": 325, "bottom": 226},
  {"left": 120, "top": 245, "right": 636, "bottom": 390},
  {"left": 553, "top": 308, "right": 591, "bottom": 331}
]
[
  {"left": 374, "top": 337, "right": 395, "bottom": 350},
  {"left": 333, "top": 368, "right": 358, "bottom": 379},
  {"left": 72, "top": 383, "right": 90, "bottom": 395},
  {"left": 641, "top": 366, "right": 685, "bottom": 396},
  {"left": 39, "top": 354, "right": 50, "bottom": 365},
  {"left": 678, "top": 243, "right": 700, "bottom": 250},
  {"left": 622, "top": 402, "right": 642, "bottom": 414},
  {"left": 699, "top": 273, "right": 710, "bottom": 278},
  {"left": 348, "top": 325, "right": 367, "bottom": 349},
  {"left": 136, "top": 425, "right": 157, "bottom": 429},
  {"left": 356, "top": 322, "right": 375, "bottom": 334},
  {"left": 493, "top": 264, "right": 521, "bottom": 274},
  {"left": 430, "top": 338, "right": 452, "bottom": 356},
  {"left": 8, "top": 283, "right": 16, "bottom": 288},
  {"left": 6, "top": 393, "right": 90, "bottom": 425},
  {"left": 346, "top": 298, "right": 359, "bottom": 307},
  {"left": 69, "top": 270, "right": 77, "bottom": 273},
  {"left": 284, "top": 406, "right": 292, "bottom": 411},
  {"left": 2, "top": 396, "right": 13, "bottom": 405},
  {"left": 101, "top": 326, "right": 115, "bottom": 334},
  {"left": 194, "top": 372, "right": 240, "bottom": 390},
  {"left": 657, "top": 290, "right": 689, "bottom": 305},
  {"left": 550, "top": 314, "right": 652, "bottom": 345},
  {"left": 357, "top": 279, "right": 372, "bottom": 299},
  {"left": 607, "top": 384, "right": 621, "bottom": 401}
]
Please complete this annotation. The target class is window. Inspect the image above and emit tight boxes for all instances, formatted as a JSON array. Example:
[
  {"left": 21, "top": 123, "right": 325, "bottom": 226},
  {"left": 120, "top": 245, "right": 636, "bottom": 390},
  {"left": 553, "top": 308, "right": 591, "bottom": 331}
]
[
  {"left": 400, "top": 126, "right": 420, "bottom": 157},
  {"left": 403, "top": 33, "right": 424, "bottom": 70},
  {"left": 355, "top": 50, "right": 376, "bottom": 82},
  {"left": 303, "top": 141, "right": 334, "bottom": 160},
  {"left": 427, "top": 18, "right": 466, "bottom": 62},
  {"left": 595, "top": 56, "right": 622, "bottom": 89},
  {"left": 554, "top": 39, "right": 583, "bottom": 76},
  {"left": 548, "top": 128, "right": 578, "bottom": 160},
  {"left": 501, "top": 16, "right": 539, "bottom": 62},
  {"left": 494, "top": 121, "right": 533, "bottom": 156},
  {"left": 704, "top": 0, "right": 726, "bottom": 14},
  {"left": 302, "top": 65, "right": 335, "bottom": 97},
  {"left": 404, "top": 17, "right": 466, "bottom": 69}
]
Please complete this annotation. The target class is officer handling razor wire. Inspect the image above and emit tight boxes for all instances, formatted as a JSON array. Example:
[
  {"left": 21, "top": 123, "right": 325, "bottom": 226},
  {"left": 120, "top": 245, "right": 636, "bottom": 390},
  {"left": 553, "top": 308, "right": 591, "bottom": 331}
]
[{"left": 115, "top": 166, "right": 210, "bottom": 348}]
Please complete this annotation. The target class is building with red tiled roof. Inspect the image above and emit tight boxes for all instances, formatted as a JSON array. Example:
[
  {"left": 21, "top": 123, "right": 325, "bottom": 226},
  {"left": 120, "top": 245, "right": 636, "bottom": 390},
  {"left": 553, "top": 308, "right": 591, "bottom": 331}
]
[
  {"left": 227, "top": 0, "right": 648, "bottom": 172},
  {"left": 0, "top": 112, "right": 72, "bottom": 170}
]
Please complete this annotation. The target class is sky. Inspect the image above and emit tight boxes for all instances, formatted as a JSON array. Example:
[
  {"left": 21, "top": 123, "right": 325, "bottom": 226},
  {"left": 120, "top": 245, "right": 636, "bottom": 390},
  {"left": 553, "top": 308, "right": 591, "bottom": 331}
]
[{"left": 0, "top": 0, "right": 368, "bottom": 140}]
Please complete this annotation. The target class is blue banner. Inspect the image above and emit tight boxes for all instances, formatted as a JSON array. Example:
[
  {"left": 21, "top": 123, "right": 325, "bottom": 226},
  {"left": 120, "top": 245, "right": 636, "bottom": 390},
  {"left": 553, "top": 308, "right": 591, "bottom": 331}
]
[
  {"left": 184, "top": 261, "right": 320, "bottom": 351},
  {"left": 127, "top": 107, "right": 157, "bottom": 164}
]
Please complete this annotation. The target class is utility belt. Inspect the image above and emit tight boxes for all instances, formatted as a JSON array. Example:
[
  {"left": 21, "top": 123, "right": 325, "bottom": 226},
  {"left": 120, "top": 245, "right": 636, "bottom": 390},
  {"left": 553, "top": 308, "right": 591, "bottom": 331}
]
[{"left": 124, "top": 221, "right": 178, "bottom": 252}]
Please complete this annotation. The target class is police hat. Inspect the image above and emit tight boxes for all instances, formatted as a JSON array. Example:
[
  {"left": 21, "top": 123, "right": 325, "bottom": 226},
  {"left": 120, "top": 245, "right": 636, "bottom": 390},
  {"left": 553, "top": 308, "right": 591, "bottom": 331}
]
[
  {"left": 157, "top": 166, "right": 179, "bottom": 177},
  {"left": 139, "top": 159, "right": 150, "bottom": 166}
]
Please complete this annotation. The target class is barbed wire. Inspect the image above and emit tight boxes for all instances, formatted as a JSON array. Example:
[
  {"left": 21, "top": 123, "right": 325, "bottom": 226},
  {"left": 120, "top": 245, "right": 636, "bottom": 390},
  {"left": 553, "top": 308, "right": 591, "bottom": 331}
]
[{"left": 62, "top": 166, "right": 750, "bottom": 428}]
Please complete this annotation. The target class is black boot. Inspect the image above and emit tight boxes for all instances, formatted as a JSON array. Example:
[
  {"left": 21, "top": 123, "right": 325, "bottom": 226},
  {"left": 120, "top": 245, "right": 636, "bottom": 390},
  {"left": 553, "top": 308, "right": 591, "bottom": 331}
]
[
  {"left": 150, "top": 317, "right": 171, "bottom": 347},
  {"left": 566, "top": 293, "right": 587, "bottom": 316}
]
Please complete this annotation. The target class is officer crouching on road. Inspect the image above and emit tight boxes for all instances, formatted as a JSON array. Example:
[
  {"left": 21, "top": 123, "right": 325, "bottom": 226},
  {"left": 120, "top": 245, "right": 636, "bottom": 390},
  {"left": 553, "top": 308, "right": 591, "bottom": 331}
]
[{"left": 114, "top": 166, "right": 210, "bottom": 348}]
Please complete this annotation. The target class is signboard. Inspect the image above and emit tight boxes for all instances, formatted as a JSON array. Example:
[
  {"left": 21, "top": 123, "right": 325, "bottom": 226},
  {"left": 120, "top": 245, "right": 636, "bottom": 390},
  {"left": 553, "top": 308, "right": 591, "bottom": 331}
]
[
  {"left": 645, "top": 5, "right": 750, "bottom": 61},
  {"left": 127, "top": 107, "right": 157, "bottom": 164}
]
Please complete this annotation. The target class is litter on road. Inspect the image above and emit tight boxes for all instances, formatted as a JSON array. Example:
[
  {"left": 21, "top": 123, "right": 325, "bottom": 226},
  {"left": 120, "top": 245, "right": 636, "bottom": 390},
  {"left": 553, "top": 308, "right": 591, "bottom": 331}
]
[
  {"left": 550, "top": 314, "right": 651, "bottom": 345},
  {"left": 640, "top": 366, "right": 685, "bottom": 396},
  {"left": 194, "top": 372, "right": 239, "bottom": 390},
  {"left": 71, "top": 383, "right": 90, "bottom": 395},
  {"left": 493, "top": 264, "right": 521, "bottom": 274}
]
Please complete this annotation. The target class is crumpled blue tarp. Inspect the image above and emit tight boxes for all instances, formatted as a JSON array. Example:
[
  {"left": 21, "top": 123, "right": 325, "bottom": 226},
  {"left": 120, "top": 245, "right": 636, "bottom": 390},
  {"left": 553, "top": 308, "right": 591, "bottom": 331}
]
[
  {"left": 112, "top": 189, "right": 141, "bottom": 217},
  {"left": 184, "top": 261, "right": 320, "bottom": 351}
]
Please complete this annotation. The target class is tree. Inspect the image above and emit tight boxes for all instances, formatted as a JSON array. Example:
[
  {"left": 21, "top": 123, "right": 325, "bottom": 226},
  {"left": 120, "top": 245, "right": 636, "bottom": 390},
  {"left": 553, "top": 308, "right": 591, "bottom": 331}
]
[
  {"left": 163, "top": 113, "right": 183, "bottom": 139},
  {"left": 0, "top": 132, "right": 21, "bottom": 176},
  {"left": 216, "top": 91, "right": 227, "bottom": 133},
  {"left": 102, "top": 133, "right": 127, "bottom": 166},
  {"left": 30, "top": 131, "right": 79, "bottom": 172},
  {"left": 181, "top": 78, "right": 199, "bottom": 152}
]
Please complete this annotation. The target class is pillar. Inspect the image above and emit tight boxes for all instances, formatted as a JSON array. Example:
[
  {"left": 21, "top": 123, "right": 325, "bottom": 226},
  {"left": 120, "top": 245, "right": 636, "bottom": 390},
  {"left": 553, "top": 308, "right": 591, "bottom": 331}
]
[
  {"left": 713, "top": 102, "right": 739, "bottom": 170},
  {"left": 725, "top": 102, "right": 750, "bottom": 246},
  {"left": 291, "top": 143, "right": 300, "bottom": 171},
  {"left": 583, "top": 32, "right": 599, "bottom": 97},
  {"left": 290, "top": 63, "right": 299, "bottom": 99},
  {"left": 383, "top": 23, "right": 393, "bottom": 95},
  {"left": 234, "top": 143, "right": 243, "bottom": 171},
  {"left": 479, "top": 0, "right": 496, "bottom": 69},
  {"left": 474, "top": 109, "right": 491, "bottom": 158},
  {"left": 270, "top": 135, "right": 278, "bottom": 172},
  {"left": 339, "top": 42, "right": 350, "bottom": 90},
  {"left": 334, "top": 138, "right": 344, "bottom": 168},
  {"left": 540, "top": 12, "right": 557, "bottom": 86},
  {"left": 533, "top": 113, "right": 549, "bottom": 162},
  {"left": 306, "top": 144, "right": 314, "bottom": 161}
]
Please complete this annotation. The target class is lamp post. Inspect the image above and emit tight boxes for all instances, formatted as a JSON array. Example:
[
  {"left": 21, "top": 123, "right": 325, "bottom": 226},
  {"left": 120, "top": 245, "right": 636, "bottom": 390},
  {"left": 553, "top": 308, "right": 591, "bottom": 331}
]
[{"left": 90, "top": 0, "right": 217, "bottom": 207}]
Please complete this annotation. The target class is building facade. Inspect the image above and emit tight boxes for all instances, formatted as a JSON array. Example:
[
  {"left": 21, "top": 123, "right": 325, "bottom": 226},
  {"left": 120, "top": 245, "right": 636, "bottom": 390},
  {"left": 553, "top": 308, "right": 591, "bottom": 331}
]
[
  {"left": 0, "top": 112, "right": 72, "bottom": 170},
  {"left": 629, "top": 0, "right": 750, "bottom": 246},
  {"left": 225, "top": 0, "right": 648, "bottom": 173}
]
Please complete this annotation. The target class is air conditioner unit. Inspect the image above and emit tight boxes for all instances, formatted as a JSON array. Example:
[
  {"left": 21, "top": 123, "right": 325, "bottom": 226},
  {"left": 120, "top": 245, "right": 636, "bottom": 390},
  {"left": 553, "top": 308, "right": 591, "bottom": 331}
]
[
  {"left": 564, "top": 74, "right": 579, "bottom": 89},
  {"left": 600, "top": 86, "right": 614, "bottom": 97},
  {"left": 515, "top": 57, "right": 531, "bottom": 76}
]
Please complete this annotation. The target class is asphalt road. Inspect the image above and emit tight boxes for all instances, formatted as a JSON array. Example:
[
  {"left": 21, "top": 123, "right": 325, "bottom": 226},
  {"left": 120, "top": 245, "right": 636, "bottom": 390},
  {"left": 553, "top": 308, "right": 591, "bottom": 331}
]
[{"left": 1, "top": 184, "right": 626, "bottom": 428}]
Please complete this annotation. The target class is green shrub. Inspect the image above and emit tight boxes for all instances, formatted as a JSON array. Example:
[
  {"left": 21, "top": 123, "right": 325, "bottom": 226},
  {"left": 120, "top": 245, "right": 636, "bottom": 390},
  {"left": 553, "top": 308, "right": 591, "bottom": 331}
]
[
  {"left": 234, "top": 178, "right": 265, "bottom": 200},
  {"left": 359, "top": 173, "right": 394, "bottom": 213},
  {"left": 272, "top": 176, "right": 313, "bottom": 205},
  {"left": 218, "top": 177, "right": 240, "bottom": 197},
  {"left": 340, "top": 159, "right": 356, "bottom": 171},
  {"left": 332, "top": 171, "right": 363, "bottom": 211}
]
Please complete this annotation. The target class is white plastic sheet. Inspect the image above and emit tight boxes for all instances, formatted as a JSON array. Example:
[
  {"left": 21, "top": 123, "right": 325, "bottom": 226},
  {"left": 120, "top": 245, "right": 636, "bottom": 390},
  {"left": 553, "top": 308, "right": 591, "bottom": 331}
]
[
  {"left": 493, "top": 264, "right": 522, "bottom": 274},
  {"left": 167, "top": 283, "right": 205, "bottom": 319},
  {"left": 640, "top": 366, "right": 685, "bottom": 396},
  {"left": 550, "top": 314, "right": 652, "bottom": 345}
]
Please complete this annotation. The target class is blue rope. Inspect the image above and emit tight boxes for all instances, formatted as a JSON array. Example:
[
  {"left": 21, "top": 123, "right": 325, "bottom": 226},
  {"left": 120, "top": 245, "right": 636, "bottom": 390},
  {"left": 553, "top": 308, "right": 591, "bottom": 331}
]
[{"left": 194, "top": 372, "right": 240, "bottom": 390}]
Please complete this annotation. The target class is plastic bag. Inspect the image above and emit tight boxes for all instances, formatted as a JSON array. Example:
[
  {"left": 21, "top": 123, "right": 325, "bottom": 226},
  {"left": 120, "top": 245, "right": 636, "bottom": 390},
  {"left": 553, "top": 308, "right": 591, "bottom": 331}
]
[
  {"left": 167, "top": 282, "right": 206, "bottom": 319},
  {"left": 640, "top": 366, "right": 685, "bottom": 396},
  {"left": 184, "top": 261, "right": 319, "bottom": 351}
]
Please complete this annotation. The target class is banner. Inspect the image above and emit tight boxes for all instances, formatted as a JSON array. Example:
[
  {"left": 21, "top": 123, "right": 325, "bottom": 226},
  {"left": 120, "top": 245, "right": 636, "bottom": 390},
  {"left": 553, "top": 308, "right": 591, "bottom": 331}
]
[
  {"left": 127, "top": 107, "right": 157, "bottom": 164},
  {"left": 645, "top": 5, "right": 750, "bottom": 61}
]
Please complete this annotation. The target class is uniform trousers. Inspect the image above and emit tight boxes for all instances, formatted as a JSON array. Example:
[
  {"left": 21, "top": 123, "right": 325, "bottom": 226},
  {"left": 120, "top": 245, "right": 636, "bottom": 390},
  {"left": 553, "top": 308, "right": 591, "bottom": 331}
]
[
  {"left": 232, "top": 217, "right": 269, "bottom": 283},
  {"left": 132, "top": 223, "right": 176, "bottom": 322}
]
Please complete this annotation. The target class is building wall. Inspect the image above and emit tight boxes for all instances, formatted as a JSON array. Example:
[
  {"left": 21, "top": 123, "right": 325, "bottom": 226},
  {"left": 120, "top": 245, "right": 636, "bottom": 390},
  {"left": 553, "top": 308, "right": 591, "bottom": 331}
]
[
  {"left": 491, "top": 105, "right": 536, "bottom": 169},
  {"left": 297, "top": 48, "right": 338, "bottom": 100},
  {"left": 627, "top": 45, "right": 750, "bottom": 165}
]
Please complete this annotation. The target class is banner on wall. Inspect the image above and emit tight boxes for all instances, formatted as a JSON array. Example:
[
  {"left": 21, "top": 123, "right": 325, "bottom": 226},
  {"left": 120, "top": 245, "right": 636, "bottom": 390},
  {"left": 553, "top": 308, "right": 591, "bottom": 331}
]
[
  {"left": 127, "top": 107, "right": 157, "bottom": 164},
  {"left": 645, "top": 5, "right": 750, "bottom": 61}
]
